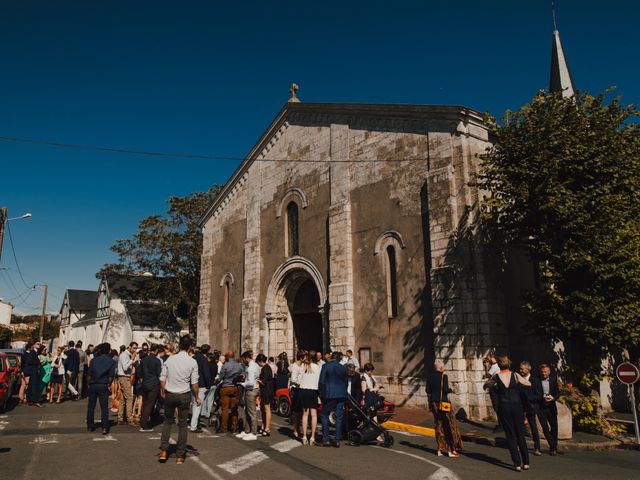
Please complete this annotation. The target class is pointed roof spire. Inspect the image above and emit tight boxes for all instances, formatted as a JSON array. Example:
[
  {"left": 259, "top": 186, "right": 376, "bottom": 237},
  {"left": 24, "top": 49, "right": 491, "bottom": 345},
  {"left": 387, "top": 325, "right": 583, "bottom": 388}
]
[{"left": 549, "top": 3, "right": 576, "bottom": 97}]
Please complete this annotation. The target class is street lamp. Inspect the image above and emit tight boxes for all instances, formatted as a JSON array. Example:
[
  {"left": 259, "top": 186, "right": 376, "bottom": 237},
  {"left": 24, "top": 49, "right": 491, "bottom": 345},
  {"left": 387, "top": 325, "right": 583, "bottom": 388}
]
[{"left": 0, "top": 207, "right": 32, "bottom": 264}]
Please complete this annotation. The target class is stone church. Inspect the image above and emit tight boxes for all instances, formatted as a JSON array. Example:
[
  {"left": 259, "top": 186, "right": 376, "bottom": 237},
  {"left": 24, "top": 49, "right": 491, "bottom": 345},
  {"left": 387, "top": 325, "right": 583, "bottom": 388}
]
[{"left": 197, "top": 28, "right": 576, "bottom": 417}]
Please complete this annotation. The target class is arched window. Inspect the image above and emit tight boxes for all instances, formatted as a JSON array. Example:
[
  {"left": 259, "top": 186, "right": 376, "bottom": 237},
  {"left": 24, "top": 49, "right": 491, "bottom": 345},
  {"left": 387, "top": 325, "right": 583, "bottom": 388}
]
[
  {"left": 222, "top": 280, "right": 230, "bottom": 331},
  {"left": 385, "top": 245, "right": 399, "bottom": 318},
  {"left": 286, "top": 201, "right": 299, "bottom": 257}
]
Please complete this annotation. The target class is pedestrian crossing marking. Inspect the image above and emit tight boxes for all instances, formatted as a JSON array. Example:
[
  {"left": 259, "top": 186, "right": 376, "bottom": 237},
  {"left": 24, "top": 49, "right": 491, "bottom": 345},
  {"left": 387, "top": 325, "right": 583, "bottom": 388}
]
[
  {"left": 271, "top": 439, "right": 300, "bottom": 453},
  {"left": 93, "top": 435, "right": 117, "bottom": 441},
  {"left": 29, "top": 435, "right": 58, "bottom": 444},
  {"left": 218, "top": 450, "right": 269, "bottom": 474}
]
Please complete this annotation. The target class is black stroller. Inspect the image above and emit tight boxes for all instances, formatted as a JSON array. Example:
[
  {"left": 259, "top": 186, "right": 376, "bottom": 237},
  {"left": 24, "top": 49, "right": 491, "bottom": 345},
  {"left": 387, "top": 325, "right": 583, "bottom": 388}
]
[{"left": 345, "top": 394, "right": 394, "bottom": 447}]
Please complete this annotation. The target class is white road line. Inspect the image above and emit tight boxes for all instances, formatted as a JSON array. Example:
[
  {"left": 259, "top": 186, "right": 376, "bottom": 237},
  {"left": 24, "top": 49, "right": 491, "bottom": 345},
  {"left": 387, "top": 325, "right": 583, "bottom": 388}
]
[
  {"left": 29, "top": 435, "right": 58, "bottom": 444},
  {"left": 167, "top": 437, "right": 225, "bottom": 480},
  {"left": 0, "top": 420, "right": 9, "bottom": 425},
  {"left": 271, "top": 439, "right": 301, "bottom": 453},
  {"left": 197, "top": 434, "right": 219, "bottom": 438},
  {"left": 374, "top": 446, "right": 461, "bottom": 480},
  {"left": 147, "top": 435, "right": 161, "bottom": 440},
  {"left": 93, "top": 435, "right": 117, "bottom": 441},
  {"left": 218, "top": 450, "right": 269, "bottom": 475},
  {"left": 37, "top": 420, "right": 60, "bottom": 428},
  {"left": 0, "top": 415, "right": 8, "bottom": 418}
]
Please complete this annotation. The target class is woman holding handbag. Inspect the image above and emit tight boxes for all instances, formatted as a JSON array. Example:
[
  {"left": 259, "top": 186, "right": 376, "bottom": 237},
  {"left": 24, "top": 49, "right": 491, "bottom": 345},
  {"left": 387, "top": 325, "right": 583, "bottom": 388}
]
[{"left": 426, "top": 359, "right": 463, "bottom": 457}]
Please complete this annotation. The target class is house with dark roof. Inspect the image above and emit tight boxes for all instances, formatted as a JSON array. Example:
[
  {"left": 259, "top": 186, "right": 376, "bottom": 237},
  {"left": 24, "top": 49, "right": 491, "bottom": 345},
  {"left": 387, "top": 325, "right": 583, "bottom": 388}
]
[
  {"left": 58, "top": 273, "right": 181, "bottom": 348},
  {"left": 58, "top": 289, "right": 98, "bottom": 346}
]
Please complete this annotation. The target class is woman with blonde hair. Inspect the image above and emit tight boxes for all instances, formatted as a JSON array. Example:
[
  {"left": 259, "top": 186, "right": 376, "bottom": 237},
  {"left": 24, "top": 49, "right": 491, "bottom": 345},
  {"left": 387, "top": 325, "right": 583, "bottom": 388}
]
[
  {"left": 426, "top": 359, "right": 463, "bottom": 457},
  {"left": 48, "top": 347, "right": 65, "bottom": 403},
  {"left": 297, "top": 352, "right": 321, "bottom": 445}
]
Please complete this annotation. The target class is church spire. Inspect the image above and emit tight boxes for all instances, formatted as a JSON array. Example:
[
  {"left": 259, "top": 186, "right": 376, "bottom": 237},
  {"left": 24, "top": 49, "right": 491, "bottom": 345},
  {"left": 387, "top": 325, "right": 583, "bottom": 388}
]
[{"left": 549, "top": 2, "right": 576, "bottom": 97}]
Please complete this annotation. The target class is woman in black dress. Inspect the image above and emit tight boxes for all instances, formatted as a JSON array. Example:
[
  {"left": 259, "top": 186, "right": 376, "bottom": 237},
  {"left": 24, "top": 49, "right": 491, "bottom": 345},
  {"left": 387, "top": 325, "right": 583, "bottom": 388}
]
[
  {"left": 486, "top": 355, "right": 532, "bottom": 471},
  {"left": 257, "top": 354, "right": 274, "bottom": 436}
]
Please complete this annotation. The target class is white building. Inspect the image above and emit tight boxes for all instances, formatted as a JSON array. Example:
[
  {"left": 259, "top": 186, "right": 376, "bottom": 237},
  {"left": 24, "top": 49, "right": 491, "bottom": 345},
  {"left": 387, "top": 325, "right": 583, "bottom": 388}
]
[
  {"left": 58, "top": 274, "right": 180, "bottom": 348},
  {"left": 0, "top": 299, "right": 12, "bottom": 326}
]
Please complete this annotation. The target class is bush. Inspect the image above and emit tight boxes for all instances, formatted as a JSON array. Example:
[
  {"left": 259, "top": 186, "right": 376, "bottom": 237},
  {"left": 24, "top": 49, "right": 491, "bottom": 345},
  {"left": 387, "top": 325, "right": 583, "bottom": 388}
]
[{"left": 560, "top": 374, "right": 626, "bottom": 437}]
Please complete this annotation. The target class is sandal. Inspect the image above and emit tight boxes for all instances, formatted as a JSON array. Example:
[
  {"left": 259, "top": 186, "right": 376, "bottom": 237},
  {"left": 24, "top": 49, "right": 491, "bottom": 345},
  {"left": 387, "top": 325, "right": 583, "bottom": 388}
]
[{"left": 262, "top": 430, "right": 271, "bottom": 437}]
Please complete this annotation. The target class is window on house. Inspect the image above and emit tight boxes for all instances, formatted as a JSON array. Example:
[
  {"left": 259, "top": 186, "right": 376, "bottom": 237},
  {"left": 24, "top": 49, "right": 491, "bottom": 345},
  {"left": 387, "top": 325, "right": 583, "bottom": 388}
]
[
  {"left": 222, "top": 281, "right": 230, "bottom": 331},
  {"left": 385, "top": 245, "right": 399, "bottom": 318},
  {"left": 286, "top": 201, "right": 299, "bottom": 257}
]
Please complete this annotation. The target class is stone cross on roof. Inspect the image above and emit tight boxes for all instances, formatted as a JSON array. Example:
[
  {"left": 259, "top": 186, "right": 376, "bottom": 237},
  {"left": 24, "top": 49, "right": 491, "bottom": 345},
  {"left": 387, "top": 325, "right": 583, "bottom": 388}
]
[{"left": 288, "top": 83, "right": 300, "bottom": 103}]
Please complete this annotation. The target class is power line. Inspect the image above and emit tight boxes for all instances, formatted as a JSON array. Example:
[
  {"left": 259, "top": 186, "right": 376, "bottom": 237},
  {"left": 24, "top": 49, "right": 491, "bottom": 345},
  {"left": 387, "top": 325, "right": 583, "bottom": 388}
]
[
  {"left": 0, "top": 135, "right": 430, "bottom": 163},
  {"left": 6, "top": 222, "right": 32, "bottom": 290},
  {"left": 0, "top": 267, "right": 22, "bottom": 297}
]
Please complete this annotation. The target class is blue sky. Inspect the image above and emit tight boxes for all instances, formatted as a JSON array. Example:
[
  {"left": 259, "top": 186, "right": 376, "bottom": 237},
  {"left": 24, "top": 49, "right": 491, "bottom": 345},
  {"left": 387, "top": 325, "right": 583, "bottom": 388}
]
[{"left": 1, "top": 1, "right": 638, "bottom": 315}]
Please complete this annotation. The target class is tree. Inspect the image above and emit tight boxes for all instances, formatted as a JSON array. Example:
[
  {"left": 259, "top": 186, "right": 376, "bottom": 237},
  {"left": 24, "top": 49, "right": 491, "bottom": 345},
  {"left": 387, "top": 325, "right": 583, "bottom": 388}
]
[
  {"left": 477, "top": 91, "right": 640, "bottom": 382},
  {"left": 0, "top": 325, "right": 12, "bottom": 345},
  {"left": 100, "top": 187, "right": 223, "bottom": 335}
]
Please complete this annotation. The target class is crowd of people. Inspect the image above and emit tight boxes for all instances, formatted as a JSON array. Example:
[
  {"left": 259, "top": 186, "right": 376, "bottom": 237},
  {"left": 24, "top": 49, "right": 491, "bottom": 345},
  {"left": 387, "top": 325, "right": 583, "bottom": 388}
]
[
  {"left": 426, "top": 353, "right": 560, "bottom": 472},
  {"left": 19, "top": 340, "right": 90, "bottom": 406},
  {"left": 73, "top": 336, "right": 371, "bottom": 464},
  {"left": 18, "top": 337, "right": 561, "bottom": 470}
]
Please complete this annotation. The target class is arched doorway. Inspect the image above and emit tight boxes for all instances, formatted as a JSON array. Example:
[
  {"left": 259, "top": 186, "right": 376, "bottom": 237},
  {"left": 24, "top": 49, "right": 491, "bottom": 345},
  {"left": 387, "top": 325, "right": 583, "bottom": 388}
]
[
  {"left": 290, "top": 278, "right": 323, "bottom": 352},
  {"left": 264, "top": 256, "right": 327, "bottom": 357}
]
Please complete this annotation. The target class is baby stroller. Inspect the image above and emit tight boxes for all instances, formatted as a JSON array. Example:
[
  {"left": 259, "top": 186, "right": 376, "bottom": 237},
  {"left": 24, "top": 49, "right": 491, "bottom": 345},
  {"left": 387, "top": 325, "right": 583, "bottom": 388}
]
[
  {"left": 345, "top": 394, "right": 394, "bottom": 447},
  {"left": 203, "top": 385, "right": 221, "bottom": 431}
]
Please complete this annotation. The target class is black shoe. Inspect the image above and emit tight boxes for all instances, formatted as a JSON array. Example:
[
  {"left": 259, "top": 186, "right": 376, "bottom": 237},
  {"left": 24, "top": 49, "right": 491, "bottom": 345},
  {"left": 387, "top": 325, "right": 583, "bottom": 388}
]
[
  {"left": 550, "top": 450, "right": 557, "bottom": 456},
  {"left": 191, "top": 427, "right": 203, "bottom": 433},
  {"left": 102, "top": 428, "right": 109, "bottom": 435}
]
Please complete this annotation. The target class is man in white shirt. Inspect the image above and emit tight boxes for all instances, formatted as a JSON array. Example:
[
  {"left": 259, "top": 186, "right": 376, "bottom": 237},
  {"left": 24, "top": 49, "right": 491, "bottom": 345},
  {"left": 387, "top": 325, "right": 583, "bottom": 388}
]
[
  {"left": 343, "top": 349, "right": 360, "bottom": 370},
  {"left": 236, "top": 351, "right": 261, "bottom": 441},
  {"left": 116, "top": 342, "right": 137, "bottom": 425},
  {"left": 158, "top": 336, "right": 199, "bottom": 465}
]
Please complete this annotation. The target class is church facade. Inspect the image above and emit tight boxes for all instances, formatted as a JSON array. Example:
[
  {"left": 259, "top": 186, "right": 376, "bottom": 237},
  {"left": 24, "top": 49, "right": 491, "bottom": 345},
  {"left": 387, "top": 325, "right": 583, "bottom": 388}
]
[{"left": 197, "top": 97, "right": 520, "bottom": 416}]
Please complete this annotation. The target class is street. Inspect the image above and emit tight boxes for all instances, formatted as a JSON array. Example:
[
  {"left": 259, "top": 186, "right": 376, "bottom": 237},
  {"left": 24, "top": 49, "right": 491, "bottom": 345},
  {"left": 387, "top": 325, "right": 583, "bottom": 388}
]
[{"left": 1, "top": 400, "right": 638, "bottom": 480}]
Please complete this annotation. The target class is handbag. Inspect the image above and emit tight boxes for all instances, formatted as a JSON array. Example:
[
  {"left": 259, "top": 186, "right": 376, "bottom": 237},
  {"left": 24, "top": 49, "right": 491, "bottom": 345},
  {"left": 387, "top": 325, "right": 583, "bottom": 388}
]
[{"left": 437, "top": 373, "right": 452, "bottom": 412}]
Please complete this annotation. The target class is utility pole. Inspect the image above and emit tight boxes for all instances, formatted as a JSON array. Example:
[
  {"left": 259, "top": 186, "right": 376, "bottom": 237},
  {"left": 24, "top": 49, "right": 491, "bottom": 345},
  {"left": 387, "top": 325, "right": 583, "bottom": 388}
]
[
  {"left": 0, "top": 207, "right": 6, "bottom": 264},
  {"left": 38, "top": 284, "right": 48, "bottom": 342}
]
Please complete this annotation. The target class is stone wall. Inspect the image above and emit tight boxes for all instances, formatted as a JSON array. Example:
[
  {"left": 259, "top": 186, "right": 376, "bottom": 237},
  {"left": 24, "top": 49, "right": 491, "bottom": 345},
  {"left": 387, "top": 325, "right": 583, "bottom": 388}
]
[{"left": 199, "top": 103, "right": 509, "bottom": 417}]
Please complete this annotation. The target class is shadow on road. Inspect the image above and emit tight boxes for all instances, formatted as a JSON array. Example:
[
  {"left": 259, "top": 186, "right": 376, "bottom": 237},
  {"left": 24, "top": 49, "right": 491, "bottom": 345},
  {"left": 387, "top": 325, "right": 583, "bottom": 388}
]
[
  {"left": 0, "top": 447, "right": 11, "bottom": 453},
  {"left": 399, "top": 439, "right": 514, "bottom": 471}
]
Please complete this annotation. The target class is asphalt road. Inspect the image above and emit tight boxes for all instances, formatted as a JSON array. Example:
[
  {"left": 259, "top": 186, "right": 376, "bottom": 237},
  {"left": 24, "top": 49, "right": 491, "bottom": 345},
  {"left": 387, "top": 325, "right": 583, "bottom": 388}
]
[{"left": 1, "top": 399, "right": 639, "bottom": 480}]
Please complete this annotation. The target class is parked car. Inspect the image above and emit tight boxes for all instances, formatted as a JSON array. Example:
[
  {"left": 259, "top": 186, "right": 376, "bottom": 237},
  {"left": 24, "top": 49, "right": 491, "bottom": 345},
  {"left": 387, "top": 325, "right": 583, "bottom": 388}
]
[{"left": 0, "top": 352, "right": 21, "bottom": 411}]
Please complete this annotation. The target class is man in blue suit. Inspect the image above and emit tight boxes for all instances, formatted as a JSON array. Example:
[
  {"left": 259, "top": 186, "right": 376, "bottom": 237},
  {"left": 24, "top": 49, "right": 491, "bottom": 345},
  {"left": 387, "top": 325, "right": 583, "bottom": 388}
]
[{"left": 318, "top": 351, "right": 348, "bottom": 447}]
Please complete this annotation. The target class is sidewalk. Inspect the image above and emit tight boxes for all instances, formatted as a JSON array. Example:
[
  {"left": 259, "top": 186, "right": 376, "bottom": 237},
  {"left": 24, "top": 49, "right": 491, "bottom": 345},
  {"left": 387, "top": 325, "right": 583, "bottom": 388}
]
[{"left": 384, "top": 407, "right": 630, "bottom": 451}]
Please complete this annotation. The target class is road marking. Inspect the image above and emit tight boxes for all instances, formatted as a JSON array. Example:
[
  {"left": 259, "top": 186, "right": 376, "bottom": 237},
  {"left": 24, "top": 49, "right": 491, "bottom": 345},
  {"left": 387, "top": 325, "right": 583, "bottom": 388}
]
[
  {"left": 197, "top": 434, "right": 219, "bottom": 438},
  {"left": 168, "top": 437, "right": 225, "bottom": 480},
  {"left": 0, "top": 415, "right": 8, "bottom": 418},
  {"left": 0, "top": 420, "right": 9, "bottom": 425},
  {"left": 148, "top": 435, "right": 161, "bottom": 440},
  {"left": 37, "top": 420, "right": 60, "bottom": 428},
  {"left": 93, "top": 435, "right": 117, "bottom": 441},
  {"left": 29, "top": 435, "right": 58, "bottom": 444},
  {"left": 271, "top": 439, "right": 300, "bottom": 453},
  {"left": 374, "top": 447, "right": 461, "bottom": 480},
  {"left": 218, "top": 450, "right": 269, "bottom": 475}
]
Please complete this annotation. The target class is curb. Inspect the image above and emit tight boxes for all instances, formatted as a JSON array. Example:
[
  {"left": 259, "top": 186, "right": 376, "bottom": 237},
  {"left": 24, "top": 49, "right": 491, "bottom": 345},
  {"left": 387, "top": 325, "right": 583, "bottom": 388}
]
[
  {"left": 382, "top": 421, "right": 435, "bottom": 437},
  {"left": 382, "top": 421, "right": 624, "bottom": 451},
  {"left": 460, "top": 431, "right": 623, "bottom": 451}
]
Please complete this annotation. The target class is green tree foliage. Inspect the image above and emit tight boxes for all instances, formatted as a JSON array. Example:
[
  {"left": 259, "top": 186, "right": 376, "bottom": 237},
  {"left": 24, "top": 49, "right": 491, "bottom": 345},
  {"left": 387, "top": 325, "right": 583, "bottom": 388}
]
[
  {"left": 478, "top": 91, "right": 640, "bottom": 377},
  {"left": 100, "top": 187, "right": 223, "bottom": 335},
  {"left": 0, "top": 325, "right": 12, "bottom": 343}
]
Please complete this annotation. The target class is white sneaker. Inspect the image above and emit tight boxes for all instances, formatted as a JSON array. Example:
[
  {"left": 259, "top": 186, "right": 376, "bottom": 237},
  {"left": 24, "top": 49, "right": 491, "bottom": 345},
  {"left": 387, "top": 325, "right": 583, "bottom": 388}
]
[
  {"left": 242, "top": 433, "right": 258, "bottom": 441},
  {"left": 235, "top": 432, "right": 247, "bottom": 438}
]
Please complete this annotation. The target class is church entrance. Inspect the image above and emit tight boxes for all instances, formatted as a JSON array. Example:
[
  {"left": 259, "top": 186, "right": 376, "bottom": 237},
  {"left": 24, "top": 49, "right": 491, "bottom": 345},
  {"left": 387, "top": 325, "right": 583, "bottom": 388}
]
[
  {"left": 264, "top": 257, "right": 327, "bottom": 357},
  {"left": 290, "top": 278, "right": 323, "bottom": 352}
]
